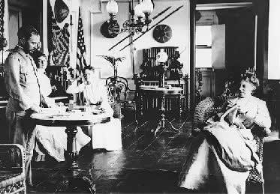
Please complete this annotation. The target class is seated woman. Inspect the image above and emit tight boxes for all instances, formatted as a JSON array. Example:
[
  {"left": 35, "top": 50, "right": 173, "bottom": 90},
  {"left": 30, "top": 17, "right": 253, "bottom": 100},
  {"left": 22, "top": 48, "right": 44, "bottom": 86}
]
[
  {"left": 32, "top": 51, "right": 90, "bottom": 162},
  {"left": 34, "top": 52, "right": 56, "bottom": 106},
  {"left": 178, "top": 70, "right": 271, "bottom": 194},
  {"left": 66, "top": 66, "right": 122, "bottom": 151}
]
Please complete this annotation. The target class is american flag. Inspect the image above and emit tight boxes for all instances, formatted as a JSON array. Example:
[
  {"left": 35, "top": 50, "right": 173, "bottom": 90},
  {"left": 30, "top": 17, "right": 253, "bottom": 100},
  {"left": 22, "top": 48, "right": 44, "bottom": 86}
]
[
  {"left": 0, "top": 0, "right": 5, "bottom": 38},
  {"left": 48, "top": 0, "right": 70, "bottom": 67},
  {"left": 76, "top": 7, "right": 87, "bottom": 72}
]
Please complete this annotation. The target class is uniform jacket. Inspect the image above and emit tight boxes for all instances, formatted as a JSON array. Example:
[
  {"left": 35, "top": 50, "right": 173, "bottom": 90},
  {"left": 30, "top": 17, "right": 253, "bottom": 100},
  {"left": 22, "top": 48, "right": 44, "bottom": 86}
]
[{"left": 4, "top": 46, "right": 42, "bottom": 112}]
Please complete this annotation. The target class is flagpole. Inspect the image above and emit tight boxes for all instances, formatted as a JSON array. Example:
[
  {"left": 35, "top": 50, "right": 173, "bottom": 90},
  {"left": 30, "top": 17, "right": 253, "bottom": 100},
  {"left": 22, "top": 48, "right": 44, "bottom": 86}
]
[
  {"left": 69, "top": 0, "right": 73, "bottom": 69},
  {"left": 70, "top": 14, "right": 73, "bottom": 53}
]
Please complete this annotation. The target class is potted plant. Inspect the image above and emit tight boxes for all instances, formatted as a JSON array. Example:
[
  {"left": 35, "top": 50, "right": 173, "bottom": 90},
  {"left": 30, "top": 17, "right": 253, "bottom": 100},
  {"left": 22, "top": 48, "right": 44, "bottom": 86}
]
[{"left": 97, "top": 55, "right": 128, "bottom": 102}]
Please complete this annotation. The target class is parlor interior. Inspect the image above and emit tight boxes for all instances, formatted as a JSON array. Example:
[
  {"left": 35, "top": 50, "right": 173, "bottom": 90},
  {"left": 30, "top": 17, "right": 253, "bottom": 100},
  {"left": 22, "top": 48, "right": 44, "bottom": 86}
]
[{"left": 1, "top": 0, "right": 280, "bottom": 194}]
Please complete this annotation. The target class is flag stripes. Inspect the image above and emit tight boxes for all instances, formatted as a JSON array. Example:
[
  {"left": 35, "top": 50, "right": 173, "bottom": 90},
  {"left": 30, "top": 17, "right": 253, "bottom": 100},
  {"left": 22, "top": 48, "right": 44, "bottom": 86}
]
[
  {"left": 76, "top": 7, "right": 87, "bottom": 72},
  {"left": 48, "top": 0, "right": 70, "bottom": 67}
]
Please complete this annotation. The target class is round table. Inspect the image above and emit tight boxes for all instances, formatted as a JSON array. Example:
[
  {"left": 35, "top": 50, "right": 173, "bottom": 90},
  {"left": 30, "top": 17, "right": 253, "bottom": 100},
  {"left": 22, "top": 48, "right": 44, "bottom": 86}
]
[
  {"left": 30, "top": 109, "right": 110, "bottom": 193},
  {"left": 138, "top": 86, "right": 183, "bottom": 135},
  {"left": 31, "top": 110, "right": 110, "bottom": 167}
]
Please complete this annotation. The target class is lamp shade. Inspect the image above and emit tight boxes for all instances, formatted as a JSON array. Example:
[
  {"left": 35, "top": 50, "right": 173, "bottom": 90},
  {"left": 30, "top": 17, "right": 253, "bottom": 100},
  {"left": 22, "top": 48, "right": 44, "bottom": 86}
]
[
  {"left": 134, "top": 3, "right": 145, "bottom": 18},
  {"left": 106, "top": 0, "right": 118, "bottom": 15},
  {"left": 141, "top": 0, "right": 154, "bottom": 15},
  {"left": 156, "top": 49, "right": 168, "bottom": 63}
]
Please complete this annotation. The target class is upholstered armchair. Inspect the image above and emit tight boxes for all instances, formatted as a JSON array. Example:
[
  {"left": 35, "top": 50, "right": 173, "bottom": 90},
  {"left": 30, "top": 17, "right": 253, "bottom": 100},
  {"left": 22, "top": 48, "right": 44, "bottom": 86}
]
[{"left": 0, "top": 144, "right": 26, "bottom": 194}]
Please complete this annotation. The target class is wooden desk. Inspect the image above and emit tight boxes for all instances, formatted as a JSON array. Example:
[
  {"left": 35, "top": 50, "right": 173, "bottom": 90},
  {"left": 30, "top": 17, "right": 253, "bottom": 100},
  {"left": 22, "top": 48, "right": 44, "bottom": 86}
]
[
  {"left": 30, "top": 109, "right": 110, "bottom": 193},
  {"left": 137, "top": 86, "right": 183, "bottom": 118},
  {"left": 138, "top": 86, "right": 183, "bottom": 135}
]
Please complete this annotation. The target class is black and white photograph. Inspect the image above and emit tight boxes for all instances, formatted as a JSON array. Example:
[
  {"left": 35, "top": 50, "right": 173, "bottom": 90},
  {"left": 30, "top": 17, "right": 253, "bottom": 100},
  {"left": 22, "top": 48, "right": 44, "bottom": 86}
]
[{"left": 0, "top": 0, "right": 279, "bottom": 194}]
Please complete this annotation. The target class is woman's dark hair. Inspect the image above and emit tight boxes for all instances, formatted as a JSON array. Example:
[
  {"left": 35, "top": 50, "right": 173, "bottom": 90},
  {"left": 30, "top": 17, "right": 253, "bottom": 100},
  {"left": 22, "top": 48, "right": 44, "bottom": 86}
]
[
  {"left": 82, "top": 66, "right": 95, "bottom": 74},
  {"left": 31, "top": 51, "right": 47, "bottom": 68},
  {"left": 240, "top": 69, "right": 259, "bottom": 88},
  {"left": 17, "top": 25, "right": 39, "bottom": 40}
]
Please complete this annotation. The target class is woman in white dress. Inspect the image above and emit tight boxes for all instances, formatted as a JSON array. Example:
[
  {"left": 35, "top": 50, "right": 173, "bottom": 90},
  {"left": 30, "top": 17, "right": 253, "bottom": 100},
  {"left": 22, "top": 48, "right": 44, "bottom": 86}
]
[
  {"left": 178, "top": 70, "right": 271, "bottom": 193},
  {"left": 32, "top": 52, "right": 90, "bottom": 162},
  {"left": 66, "top": 66, "right": 122, "bottom": 151}
]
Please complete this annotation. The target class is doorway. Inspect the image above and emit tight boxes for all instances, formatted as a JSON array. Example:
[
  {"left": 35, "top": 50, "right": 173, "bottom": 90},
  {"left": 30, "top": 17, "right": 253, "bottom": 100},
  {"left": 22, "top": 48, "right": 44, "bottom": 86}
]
[
  {"left": 194, "top": 2, "right": 255, "bottom": 101},
  {"left": 8, "top": 0, "right": 43, "bottom": 49}
]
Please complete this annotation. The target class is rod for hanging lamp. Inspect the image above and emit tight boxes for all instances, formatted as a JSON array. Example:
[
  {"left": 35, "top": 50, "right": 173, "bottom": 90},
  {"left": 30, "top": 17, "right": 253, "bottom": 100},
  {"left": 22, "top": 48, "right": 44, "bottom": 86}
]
[
  {"left": 120, "top": 5, "right": 184, "bottom": 51},
  {"left": 108, "top": 6, "right": 171, "bottom": 51}
]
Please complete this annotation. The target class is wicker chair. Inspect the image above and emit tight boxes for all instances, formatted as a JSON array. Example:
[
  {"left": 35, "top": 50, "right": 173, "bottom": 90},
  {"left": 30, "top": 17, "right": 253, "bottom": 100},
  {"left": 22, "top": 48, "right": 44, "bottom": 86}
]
[
  {"left": 0, "top": 144, "right": 26, "bottom": 194},
  {"left": 106, "top": 76, "right": 129, "bottom": 103},
  {"left": 193, "top": 97, "right": 265, "bottom": 192}
]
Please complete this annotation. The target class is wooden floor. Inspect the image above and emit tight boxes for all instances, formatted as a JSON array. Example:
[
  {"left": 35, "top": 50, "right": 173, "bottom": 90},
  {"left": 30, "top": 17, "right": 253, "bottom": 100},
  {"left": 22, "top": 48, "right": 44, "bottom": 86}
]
[{"left": 27, "top": 110, "right": 280, "bottom": 194}]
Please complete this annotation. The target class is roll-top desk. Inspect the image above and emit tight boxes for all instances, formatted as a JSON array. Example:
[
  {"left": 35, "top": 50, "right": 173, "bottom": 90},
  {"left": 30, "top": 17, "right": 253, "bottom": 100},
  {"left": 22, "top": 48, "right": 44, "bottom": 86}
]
[{"left": 135, "top": 47, "right": 188, "bottom": 120}]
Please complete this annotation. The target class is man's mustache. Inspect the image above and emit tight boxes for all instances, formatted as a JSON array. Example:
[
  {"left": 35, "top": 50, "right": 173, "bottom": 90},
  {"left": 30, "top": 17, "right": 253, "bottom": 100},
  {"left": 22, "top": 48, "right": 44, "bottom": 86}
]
[{"left": 29, "top": 48, "right": 39, "bottom": 53}]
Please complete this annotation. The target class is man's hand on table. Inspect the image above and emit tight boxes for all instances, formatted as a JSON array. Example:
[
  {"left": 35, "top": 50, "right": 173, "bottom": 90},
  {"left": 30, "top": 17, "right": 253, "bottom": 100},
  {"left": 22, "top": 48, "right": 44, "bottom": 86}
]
[
  {"left": 45, "top": 97, "right": 57, "bottom": 108},
  {"left": 30, "top": 104, "right": 42, "bottom": 113}
]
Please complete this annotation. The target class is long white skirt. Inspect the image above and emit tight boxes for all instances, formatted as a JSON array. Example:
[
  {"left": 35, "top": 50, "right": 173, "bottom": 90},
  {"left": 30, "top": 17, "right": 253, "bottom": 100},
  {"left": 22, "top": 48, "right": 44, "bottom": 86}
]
[
  {"left": 179, "top": 135, "right": 249, "bottom": 193},
  {"left": 34, "top": 126, "right": 91, "bottom": 162},
  {"left": 178, "top": 123, "right": 258, "bottom": 194},
  {"left": 88, "top": 118, "right": 122, "bottom": 151}
]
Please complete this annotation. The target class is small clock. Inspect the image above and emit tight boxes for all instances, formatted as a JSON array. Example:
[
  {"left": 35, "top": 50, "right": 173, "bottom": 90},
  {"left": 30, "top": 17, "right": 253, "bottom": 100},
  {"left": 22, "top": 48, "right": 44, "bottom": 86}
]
[{"left": 153, "top": 24, "right": 172, "bottom": 43}]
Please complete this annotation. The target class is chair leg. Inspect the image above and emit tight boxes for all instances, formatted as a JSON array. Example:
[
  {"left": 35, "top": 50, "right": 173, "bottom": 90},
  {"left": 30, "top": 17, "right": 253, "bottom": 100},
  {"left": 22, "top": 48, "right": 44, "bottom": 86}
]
[
  {"left": 262, "top": 182, "right": 265, "bottom": 194},
  {"left": 261, "top": 172, "right": 265, "bottom": 194}
]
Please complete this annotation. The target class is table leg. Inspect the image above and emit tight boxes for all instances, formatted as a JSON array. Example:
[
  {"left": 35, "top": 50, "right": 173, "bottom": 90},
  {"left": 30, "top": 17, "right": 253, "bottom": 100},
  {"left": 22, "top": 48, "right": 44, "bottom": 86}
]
[
  {"left": 160, "top": 94, "right": 166, "bottom": 128},
  {"left": 140, "top": 93, "right": 144, "bottom": 117},
  {"left": 61, "top": 126, "right": 95, "bottom": 193},
  {"left": 154, "top": 94, "right": 166, "bottom": 136},
  {"left": 136, "top": 91, "right": 144, "bottom": 121},
  {"left": 65, "top": 126, "right": 78, "bottom": 170},
  {"left": 179, "top": 94, "right": 183, "bottom": 119}
]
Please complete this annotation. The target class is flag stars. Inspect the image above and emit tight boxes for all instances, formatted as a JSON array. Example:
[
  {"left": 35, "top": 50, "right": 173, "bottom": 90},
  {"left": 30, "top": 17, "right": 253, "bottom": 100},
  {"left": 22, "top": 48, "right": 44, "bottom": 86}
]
[{"left": 77, "top": 8, "right": 87, "bottom": 70}]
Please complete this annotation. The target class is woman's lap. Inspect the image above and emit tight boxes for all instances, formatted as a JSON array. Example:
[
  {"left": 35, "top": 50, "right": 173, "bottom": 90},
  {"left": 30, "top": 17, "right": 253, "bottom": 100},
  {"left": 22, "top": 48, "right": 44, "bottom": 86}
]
[
  {"left": 34, "top": 126, "right": 90, "bottom": 162},
  {"left": 179, "top": 131, "right": 252, "bottom": 193}
]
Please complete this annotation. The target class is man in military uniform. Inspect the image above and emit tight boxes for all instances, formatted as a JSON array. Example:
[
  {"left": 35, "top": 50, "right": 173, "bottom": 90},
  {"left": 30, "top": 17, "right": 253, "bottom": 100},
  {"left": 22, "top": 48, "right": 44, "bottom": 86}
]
[{"left": 4, "top": 25, "right": 50, "bottom": 186}]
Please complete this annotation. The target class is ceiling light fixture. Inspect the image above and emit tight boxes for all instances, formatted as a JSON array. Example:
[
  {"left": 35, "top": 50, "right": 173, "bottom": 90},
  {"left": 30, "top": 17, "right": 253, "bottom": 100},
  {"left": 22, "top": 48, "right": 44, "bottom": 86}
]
[{"left": 106, "top": 0, "right": 154, "bottom": 34}]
